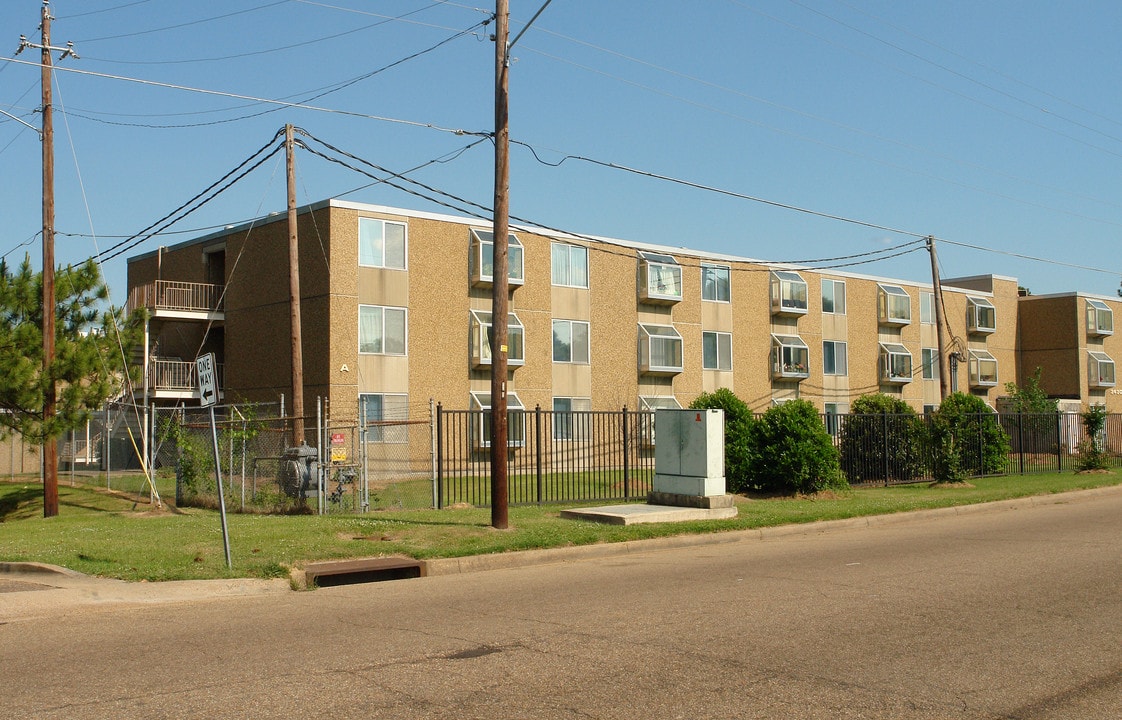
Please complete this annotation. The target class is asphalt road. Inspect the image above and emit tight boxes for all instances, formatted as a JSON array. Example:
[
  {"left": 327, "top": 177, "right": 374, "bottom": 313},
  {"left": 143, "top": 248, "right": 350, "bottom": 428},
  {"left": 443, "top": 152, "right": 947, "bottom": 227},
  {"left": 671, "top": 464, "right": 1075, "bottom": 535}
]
[{"left": 4, "top": 489, "right": 1121, "bottom": 719}]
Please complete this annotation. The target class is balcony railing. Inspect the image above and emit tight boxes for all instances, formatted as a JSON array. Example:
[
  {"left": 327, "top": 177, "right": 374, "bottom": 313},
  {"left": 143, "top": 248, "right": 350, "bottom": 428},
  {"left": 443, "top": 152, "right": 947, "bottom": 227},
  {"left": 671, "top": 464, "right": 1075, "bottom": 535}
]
[
  {"left": 129, "top": 280, "right": 224, "bottom": 315},
  {"left": 148, "top": 358, "right": 224, "bottom": 394}
]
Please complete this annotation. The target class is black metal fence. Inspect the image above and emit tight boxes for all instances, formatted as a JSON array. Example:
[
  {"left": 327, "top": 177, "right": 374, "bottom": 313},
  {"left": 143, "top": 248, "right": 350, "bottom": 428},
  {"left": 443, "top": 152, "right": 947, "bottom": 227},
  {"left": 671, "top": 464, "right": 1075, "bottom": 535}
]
[
  {"left": 437, "top": 406, "right": 1122, "bottom": 506},
  {"left": 436, "top": 405, "right": 656, "bottom": 508}
]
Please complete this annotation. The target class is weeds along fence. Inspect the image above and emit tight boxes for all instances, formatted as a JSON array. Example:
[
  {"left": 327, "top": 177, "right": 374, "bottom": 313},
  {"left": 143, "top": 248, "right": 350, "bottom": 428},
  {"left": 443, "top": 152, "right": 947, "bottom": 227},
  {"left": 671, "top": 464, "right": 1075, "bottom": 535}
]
[
  {"left": 435, "top": 405, "right": 656, "bottom": 508},
  {"left": 154, "top": 401, "right": 435, "bottom": 513}
]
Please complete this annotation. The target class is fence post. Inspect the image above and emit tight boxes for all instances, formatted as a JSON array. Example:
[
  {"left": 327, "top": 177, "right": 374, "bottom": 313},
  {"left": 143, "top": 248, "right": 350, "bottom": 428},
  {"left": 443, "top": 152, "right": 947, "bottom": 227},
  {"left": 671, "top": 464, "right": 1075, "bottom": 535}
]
[
  {"left": 622, "top": 406, "right": 631, "bottom": 499},
  {"left": 436, "top": 403, "right": 444, "bottom": 509},
  {"left": 535, "top": 405, "right": 543, "bottom": 504},
  {"left": 882, "top": 412, "right": 890, "bottom": 487},
  {"left": 1017, "top": 413, "right": 1025, "bottom": 476},
  {"left": 1056, "top": 411, "right": 1064, "bottom": 472}
]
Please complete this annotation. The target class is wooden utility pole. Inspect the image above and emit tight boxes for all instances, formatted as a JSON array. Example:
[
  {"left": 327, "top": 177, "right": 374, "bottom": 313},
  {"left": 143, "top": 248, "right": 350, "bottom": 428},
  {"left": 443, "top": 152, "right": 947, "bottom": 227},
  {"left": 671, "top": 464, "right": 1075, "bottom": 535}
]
[
  {"left": 18, "top": 2, "right": 74, "bottom": 517},
  {"left": 286, "top": 125, "right": 305, "bottom": 446},
  {"left": 927, "top": 236, "right": 950, "bottom": 401},
  {"left": 490, "top": 0, "right": 511, "bottom": 529}
]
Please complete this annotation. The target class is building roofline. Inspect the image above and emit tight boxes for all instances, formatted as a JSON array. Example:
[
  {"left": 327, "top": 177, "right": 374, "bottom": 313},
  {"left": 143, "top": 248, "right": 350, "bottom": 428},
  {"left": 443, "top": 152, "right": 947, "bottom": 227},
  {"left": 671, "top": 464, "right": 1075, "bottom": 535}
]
[{"left": 127, "top": 197, "right": 1012, "bottom": 294}]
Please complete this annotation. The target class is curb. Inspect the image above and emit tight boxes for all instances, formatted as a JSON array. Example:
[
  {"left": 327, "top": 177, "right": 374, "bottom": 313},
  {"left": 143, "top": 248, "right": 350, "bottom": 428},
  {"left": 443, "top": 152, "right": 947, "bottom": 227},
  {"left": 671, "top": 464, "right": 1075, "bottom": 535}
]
[{"left": 424, "top": 484, "right": 1122, "bottom": 576}]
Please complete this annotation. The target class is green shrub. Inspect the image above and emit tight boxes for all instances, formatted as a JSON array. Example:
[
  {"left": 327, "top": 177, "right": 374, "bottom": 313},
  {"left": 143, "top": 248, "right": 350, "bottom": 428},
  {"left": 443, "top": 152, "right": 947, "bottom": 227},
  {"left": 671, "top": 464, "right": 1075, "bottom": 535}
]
[
  {"left": 746, "top": 399, "right": 847, "bottom": 494},
  {"left": 929, "top": 393, "right": 1010, "bottom": 481},
  {"left": 1076, "top": 405, "right": 1110, "bottom": 471},
  {"left": 689, "top": 388, "right": 753, "bottom": 493},
  {"left": 837, "top": 394, "right": 926, "bottom": 484}
]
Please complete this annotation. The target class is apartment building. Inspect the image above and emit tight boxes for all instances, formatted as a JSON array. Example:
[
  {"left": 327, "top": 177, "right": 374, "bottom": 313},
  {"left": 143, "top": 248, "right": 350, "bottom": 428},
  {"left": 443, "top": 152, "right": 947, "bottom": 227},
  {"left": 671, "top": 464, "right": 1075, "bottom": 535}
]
[
  {"left": 1017, "top": 292, "right": 1121, "bottom": 411},
  {"left": 126, "top": 199, "right": 1039, "bottom": 431}
]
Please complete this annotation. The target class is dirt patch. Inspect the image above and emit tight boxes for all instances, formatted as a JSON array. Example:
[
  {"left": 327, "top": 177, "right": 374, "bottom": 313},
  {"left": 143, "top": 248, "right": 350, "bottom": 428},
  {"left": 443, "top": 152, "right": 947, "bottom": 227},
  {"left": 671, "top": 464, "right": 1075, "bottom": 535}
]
[{"left": 929, "top": 481, "right": 976, "bottom": 489}]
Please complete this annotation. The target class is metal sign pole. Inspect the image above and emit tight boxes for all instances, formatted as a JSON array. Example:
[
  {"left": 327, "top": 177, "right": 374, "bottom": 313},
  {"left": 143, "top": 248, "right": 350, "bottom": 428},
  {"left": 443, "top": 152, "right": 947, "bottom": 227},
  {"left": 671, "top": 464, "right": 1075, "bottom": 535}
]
[{"left": 196, "top": 353, "right": 232, "bottom": 569}]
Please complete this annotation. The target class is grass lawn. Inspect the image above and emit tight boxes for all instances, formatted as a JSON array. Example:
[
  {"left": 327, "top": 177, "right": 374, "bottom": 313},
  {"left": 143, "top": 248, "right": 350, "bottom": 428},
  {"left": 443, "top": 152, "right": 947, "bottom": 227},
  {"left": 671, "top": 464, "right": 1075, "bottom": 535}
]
[{"left": 1, "top": 471, "right": 1119, "bottom": 583}]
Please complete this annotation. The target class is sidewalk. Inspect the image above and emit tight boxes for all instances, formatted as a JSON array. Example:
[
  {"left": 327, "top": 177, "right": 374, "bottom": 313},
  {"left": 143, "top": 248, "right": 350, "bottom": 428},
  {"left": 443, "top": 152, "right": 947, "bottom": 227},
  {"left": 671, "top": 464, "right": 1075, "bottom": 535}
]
[{"left": 4, "top": 485, "right": 1120, "bottom": 622}]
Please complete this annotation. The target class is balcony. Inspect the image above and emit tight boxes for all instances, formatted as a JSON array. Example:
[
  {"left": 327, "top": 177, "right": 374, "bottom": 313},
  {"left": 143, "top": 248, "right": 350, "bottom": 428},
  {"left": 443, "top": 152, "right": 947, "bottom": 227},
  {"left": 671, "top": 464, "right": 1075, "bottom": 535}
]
[
  {"left": 141, "top": 357, "right": 225, "bottom": 401},
  {"left": 128, "top": 280, "right": 225, "bottom": 321}
]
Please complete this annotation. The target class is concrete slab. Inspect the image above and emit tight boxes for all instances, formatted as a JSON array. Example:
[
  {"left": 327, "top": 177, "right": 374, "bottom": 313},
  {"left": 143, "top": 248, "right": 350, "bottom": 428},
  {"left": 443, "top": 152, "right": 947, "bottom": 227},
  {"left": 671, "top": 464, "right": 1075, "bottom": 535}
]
[{"left": 559, "top": 503, "right": 738, "bottom": 525}]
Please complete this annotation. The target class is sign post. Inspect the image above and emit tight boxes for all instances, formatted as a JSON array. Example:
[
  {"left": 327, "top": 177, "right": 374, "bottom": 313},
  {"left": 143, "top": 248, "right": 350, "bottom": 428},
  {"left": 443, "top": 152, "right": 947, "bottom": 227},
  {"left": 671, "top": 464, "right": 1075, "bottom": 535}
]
[{"left": 196, "top": 353, "right": 232, "bottom": 569}]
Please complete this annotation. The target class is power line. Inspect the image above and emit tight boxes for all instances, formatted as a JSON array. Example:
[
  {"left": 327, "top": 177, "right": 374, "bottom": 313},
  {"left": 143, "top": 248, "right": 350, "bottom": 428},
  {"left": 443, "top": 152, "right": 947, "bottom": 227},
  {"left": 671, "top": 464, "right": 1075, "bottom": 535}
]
[{"left": 0, "top": 55, "right": 487, "bottom": 137}]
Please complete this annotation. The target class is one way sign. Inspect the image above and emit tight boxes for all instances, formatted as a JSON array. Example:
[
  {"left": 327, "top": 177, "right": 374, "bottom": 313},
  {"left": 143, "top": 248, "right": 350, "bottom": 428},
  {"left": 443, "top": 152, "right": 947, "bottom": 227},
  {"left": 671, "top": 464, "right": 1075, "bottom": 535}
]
[{"left": 196, "top": 353, "right": 218, "bottom": 408}]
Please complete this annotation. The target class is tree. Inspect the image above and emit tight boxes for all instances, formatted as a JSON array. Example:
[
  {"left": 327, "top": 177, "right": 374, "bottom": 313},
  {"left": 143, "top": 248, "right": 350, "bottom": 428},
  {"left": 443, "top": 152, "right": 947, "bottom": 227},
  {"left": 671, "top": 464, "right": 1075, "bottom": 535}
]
[
  {"left": 689, "top": 388, "right": 753, "bottom": 493},
  {"left": 837, "top": 393, "right": 926, "bottom": 484},
  {"left": 0, "top": 256, "right": 144, "bottom": 510},
  {"left": 1003, "top": 367, "right": 1058, "bottom": 414},
  {"left": 1076, "top": 405, "right": 1110, "bottom": 472},
  {"left": 746, "top": 399, "right": 846, "bottom": 494}
]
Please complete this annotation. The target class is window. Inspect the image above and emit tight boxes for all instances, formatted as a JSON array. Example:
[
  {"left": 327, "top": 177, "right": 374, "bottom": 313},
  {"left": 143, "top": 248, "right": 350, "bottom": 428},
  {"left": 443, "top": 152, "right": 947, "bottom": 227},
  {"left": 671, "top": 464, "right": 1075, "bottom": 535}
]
[
  {"left": 1087, "top": 299, "right": 1114, "bottom": 337},
  {"left": 470, "top": 229, "right": 524, "bottom": 288},
  {"left": 702, "top": 331, "right": 732, "bottom": 371},
  {"left": 822, "top": 279, "right": 846, "bottom": 314},
  {"left": 552, "top": 243, "right": 589, "bottom": 288},
  {"left": 771, "top": 334, "right": 809, "bottom": 380},
  {"left": 702, "top": 264, "right": 731, "bottom": 303},
  {"left": 359, "top": 393, "right": 409, "bottom": 443},
  {"left": 470, "top": 392, "right": 525, "bottom": 448},
  {"left": 1089, "top": 351, "right": 1116, "bottom": 388},
  {"left": 921, "top": 348, "right": 940, "bottom": 380},
  {"left": 822, "top": 340, "right": 847, "bottom": 376},
  {"left": 879, "top": 343, "right": 913, "bottom": 384},
  {"left": 967, "top": 297, "right": 996, "bottom": 334},
  {"left": 470, "top": 310, "right": 524, "bottom": 368},
  {"left": 358, "top": 218, "right": 406, "bottom": 269},
  {"left": 878, "top": 284, "right": 911, "bottom": 325},
  {"left": 770, "top": 271, "right": 808, "bottom": 316},
  {"left": 639, "top": 324, "right": 683, "bottom": 375},
  {"left": 968, "top": 350, "right": 999, "bottom": 388},
  {"left": 552, "top": 397, "right": 592, "bottom": 441},
  {"left": 638, "top": 396, "right": 681, "bottom": 447},
  {"left": 552, "top": 319, "right": 590, "bottom": 364},
  {"left": 920, "top": 292, "right": 935, "bottom": 324},
  {"left": 639, "top": 252, "right": 682, "bottom": 303},
  {"left": 824, "top": 402, "right": 848, "bottom": 436},
  {"left": 358, "top": 305, "right": 406, "bottom": 355}
]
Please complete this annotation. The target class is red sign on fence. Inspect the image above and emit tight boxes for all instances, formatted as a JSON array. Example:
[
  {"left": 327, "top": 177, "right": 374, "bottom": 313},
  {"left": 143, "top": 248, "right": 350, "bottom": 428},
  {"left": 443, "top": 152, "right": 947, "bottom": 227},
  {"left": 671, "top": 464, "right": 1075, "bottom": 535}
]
[{"left": 331, "top": 432, "right": 345, "bottom": 445}]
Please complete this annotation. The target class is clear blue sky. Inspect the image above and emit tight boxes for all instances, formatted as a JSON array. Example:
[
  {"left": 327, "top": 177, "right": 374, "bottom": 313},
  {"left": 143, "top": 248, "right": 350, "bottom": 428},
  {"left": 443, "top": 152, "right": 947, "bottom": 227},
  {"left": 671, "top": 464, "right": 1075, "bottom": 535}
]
[{"left": 2, "top": 0, "right": 1121, "bottom": 306}]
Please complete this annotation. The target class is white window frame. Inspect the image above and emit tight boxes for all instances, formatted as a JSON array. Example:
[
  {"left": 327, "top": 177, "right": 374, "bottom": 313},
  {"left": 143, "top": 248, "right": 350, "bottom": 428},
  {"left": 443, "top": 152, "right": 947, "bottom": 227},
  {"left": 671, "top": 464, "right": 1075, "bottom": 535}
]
[
  {"left": 638, "top": 396, "right": 681, "bottom": 448},
  {"left": 470, "top": 310, "right": 525, "bottom": 368},
  {"left": 967, "top": 297, "right": 997, "bottom": 334},
  {"left": 552, "top": 319, "right": 590, "bottom": 364},
  {"left": 879, "top": 343, "right": 913, "bottom": 384},
  {"left": 770, "top": 270, "right": 809, "bottom": 316},
  {"left": 639, "top": 251, "right": 682, "bottom": 304},
  {"left": 824, "top": 402, "right": 848, "bottom": 436},
  {"left": 821, "top": 279, "right": 846, "bottom": 315},
  {"left": 878, "top": 284, "right": 912, "bottom": 326},
  {"left": 551, "top": 242, "right": 589, "bottom": 288},
  {"left": 822, "top": 340, "right": 847, "bottom": 376},
  {"left": 358, "top": 305, "right": 407, "bottom": 356},
  {"left": 358, "top": 393, "right": 409, "bottom": 443},
  {"left": 968, "top": 349, "right": 999, "bottom": 388},
  {"left": 1089, "top": 351, "right": 1116, "bottom": 388},
  {"left": 771, "top": 334, "right": 809, "bottom": 380},
  {"left": 470, "top": 229, "right": 524, "bottom": 288},
  {"left": 470, "top": 392, "right": 525, "bottom": 449},
  {"left": 702, "top": 264, "right": 731, "bottom": 303},
  {"left": 921, "top": 348, "right": 940, "bottom": 380},
  {"left": 920, "top": 292, "right": 935, "bottom": 324},
  {"left": 702, "top": 331, "right": 733, "bottom": 371},
  {"left": 1087, "top": 299, "right": 1114, "bottom": 337},
  {"left": 639, "top": 323, "right": 683, "bottom": 375},
  {"left": 358, "top": 217, "right": 407, "bottom": 270},
  {"left": 552, "top": 397, "right": 592, "bottom": 441}
]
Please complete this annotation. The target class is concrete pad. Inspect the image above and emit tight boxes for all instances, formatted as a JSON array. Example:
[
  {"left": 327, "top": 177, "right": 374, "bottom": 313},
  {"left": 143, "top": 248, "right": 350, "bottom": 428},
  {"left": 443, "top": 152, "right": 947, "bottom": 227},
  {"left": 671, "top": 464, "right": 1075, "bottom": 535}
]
[{"left": 560, "top": 503, "right": 738, "bottom": 525}]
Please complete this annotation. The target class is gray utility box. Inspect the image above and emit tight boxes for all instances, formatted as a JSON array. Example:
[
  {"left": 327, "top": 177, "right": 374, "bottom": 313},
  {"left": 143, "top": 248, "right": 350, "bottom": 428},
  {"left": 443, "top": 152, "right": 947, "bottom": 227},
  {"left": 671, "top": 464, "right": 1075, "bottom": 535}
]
[
  {"left": 652, "top": 408, "right": 726, "bottom": 497},
  {"left": 280, "top": 444, "right": 320, "bottom": 499}
]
